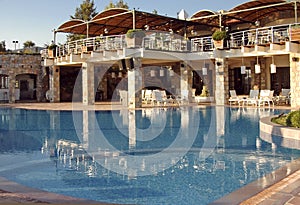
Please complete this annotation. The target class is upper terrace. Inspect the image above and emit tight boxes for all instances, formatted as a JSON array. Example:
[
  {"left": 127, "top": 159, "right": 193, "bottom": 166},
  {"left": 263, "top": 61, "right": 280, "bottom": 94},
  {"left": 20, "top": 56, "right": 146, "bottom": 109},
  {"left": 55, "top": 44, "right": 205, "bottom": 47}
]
[
  {"left": 43, "top": 0, "right": 300, "bottom": 62},
  {"left": 44, "top": 22, "right": 300, "bottom": 59}
]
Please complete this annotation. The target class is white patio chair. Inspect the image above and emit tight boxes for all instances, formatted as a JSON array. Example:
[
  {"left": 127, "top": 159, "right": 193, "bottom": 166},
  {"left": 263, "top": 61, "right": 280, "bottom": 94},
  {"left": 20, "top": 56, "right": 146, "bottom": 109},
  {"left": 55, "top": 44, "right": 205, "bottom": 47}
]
[
  {"left": 279, "top": 88, "right": 290, "bottom": 105},
  {"left": 160, "top": 90, "right": 174, "bottom": 105},
  {"left": 152, "top": 90, "right": 166, "bottom": 106},
  {"left": 228, "top": 90, "right": 243, "bottom": 106},
  {"left": 143, "top": 89, "right": 153, "bottom": 104},
  {"left": 243, "top": 90, "right": 259, "bottom": 106},
  {"left": 258, "top": 90, "right": 274, "bottom": 107}
]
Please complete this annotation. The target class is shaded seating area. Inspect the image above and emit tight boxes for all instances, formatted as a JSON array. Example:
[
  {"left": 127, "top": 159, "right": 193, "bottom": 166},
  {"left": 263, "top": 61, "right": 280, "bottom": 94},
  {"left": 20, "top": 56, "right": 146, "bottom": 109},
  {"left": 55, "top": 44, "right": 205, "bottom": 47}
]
[
  {"left": 229, "top": 89, "right": 287, "bottom": 107},
  {"left": 142, "top": 89, "right": 175, "bottom": 106}
]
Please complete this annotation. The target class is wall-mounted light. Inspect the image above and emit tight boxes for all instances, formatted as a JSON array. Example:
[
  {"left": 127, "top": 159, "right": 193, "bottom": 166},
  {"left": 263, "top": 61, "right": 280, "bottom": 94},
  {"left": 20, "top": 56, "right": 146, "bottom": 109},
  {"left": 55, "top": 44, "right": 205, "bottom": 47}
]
[
  {"left": 111, "top": 72, "right": 116, "bottom": 78},
  {"left": 118, "top": 72, "right": 122, "bottom": 78}
]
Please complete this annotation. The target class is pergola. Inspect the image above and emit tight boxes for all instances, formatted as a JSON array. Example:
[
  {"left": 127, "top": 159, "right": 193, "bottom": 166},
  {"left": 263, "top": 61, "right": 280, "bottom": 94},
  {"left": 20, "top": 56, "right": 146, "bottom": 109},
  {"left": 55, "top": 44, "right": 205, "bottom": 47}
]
[
  {"left": 190, "top": 0, "right": 300, "bottom": 29},
  {"left": 55, "top": 8, "right": 201, "bottom": 39}
]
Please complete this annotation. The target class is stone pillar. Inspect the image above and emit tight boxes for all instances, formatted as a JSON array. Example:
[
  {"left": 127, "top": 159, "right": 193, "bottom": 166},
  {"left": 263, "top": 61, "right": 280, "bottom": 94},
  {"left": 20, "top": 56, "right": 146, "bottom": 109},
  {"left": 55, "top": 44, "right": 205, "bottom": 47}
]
[
  {"left": 49, "top": 65, "right": 60, "bottom": 102},
  {"left": 215, "top": 58, "right": 228, "bottom": 105},
  {"left": 289, "top": 53, "right": 300, "bottom": 108},
  {"left": 8, "top": 73, "right": 15, "bottom": 103},
  {"left": 180, "top": 62, "right": 193, "bottom": 101},
  {"left": 127, "top": 58, "right": 142, "bottom": 108},
  {"left": 82, "top": 62, "right": 95, "bottom": 105}
]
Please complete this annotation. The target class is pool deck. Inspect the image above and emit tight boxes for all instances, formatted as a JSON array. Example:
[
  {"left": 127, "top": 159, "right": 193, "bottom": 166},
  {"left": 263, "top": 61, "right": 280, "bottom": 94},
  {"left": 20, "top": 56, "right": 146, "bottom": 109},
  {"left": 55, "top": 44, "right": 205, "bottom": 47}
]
[{"left": 0, "top": 102, "right": 299, "bottom": 205}]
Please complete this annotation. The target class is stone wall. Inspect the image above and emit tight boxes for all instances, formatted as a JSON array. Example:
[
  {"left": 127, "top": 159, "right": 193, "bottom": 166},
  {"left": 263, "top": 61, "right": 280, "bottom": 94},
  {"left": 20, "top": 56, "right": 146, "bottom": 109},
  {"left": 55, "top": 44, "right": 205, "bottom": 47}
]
[
  {"left": 0, "top": 54, "right": 43, "bottom": 102},
  {"left": 290, "top": 53, "right": 300, "bottom": 108}
]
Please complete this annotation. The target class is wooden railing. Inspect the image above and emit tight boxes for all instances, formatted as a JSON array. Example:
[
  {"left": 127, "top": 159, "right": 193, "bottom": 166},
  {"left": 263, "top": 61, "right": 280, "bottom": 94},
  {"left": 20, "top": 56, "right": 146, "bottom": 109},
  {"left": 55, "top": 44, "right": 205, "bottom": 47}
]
[{"left": 43, "top": 23, "right": 300, "bottom": 58}]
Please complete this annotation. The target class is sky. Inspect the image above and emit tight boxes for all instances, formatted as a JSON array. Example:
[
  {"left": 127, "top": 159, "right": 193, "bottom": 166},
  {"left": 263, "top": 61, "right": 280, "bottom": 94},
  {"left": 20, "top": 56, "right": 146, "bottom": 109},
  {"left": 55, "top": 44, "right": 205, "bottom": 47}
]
[{"left": 0, "top": 0, "right": 248, "bottom": 50}]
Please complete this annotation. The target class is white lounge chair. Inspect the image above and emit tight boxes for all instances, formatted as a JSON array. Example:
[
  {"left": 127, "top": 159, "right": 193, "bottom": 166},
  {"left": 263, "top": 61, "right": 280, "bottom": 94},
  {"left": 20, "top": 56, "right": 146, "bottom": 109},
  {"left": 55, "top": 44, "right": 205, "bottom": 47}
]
[
  {"left": 143, "top": 89, "right": 153, "bottom": 104},
  {"left": 228, "top": 90, "right": 242, "bottom": 106},
  {"left": 152, "top": 90, "right": 166, "bottom": 106},
  {"left": 276, "top": 88, "right": 290, "bottom": 105},
  {"left": 242, "top": 90, "right": 259, "bottom": 106},
  {"left": 257, "top": 90, "right": 274, "bottom": 107}
]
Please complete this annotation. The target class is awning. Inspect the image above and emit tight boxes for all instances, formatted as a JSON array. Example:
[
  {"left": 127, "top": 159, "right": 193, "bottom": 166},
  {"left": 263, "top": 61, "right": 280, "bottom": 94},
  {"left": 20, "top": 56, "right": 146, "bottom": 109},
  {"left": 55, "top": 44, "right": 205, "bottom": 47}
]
[{"left": 56, "top": 8, "right": 200, "bottom": 36}]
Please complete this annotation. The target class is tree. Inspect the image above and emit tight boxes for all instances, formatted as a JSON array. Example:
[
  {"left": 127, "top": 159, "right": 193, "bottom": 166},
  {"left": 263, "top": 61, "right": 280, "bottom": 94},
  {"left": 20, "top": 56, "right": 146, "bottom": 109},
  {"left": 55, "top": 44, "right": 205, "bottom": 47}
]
[
  {"left": 105, "top": 0, "right": 129, "bottom": 10},
  {"left": 23, "top": 40, "right": 35, "bottom": 48},
  {"left": 67, "top": 0, "right": 97, "bottom": 42},
  {"left": 70, "top": 0, "right": 97, "bottom": 21},
  {"left": 0, "top": 41, "right": 6, "bottom": 52}
]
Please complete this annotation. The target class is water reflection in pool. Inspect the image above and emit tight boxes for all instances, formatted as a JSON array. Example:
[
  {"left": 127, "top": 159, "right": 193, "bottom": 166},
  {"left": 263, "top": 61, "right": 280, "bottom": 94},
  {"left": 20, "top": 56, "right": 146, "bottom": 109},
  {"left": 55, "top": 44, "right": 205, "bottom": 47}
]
[{"left": 0, "top": 106, "right": 299, "bottom": 205}]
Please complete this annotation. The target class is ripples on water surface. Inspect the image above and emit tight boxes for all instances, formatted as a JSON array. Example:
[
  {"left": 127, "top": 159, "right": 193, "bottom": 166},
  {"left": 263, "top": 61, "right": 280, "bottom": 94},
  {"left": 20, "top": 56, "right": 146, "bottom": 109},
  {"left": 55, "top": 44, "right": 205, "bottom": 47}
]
[{"left": 0, "top": 107, "right": 299, "bottom": 205}]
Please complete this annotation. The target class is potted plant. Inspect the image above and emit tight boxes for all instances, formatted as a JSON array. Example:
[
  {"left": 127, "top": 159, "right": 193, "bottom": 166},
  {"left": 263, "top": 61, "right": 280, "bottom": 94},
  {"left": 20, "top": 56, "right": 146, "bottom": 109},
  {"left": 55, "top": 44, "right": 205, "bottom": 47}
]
[
  {"left": 47, "top": 43, "right": 57, "bottom": 58},
  {"left": 212, "top": 30, "right": 226, "bottom": 49},
  {"left": 126, "top": 29, "right": 146, "bottom": 48}
]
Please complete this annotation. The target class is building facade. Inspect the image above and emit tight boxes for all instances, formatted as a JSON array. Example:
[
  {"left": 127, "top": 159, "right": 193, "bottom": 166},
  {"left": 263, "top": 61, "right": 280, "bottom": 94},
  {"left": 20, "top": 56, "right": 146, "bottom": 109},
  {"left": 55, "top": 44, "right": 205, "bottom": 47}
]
[{"left": 42, "top": 0, "right": 300, "bottom": 108}]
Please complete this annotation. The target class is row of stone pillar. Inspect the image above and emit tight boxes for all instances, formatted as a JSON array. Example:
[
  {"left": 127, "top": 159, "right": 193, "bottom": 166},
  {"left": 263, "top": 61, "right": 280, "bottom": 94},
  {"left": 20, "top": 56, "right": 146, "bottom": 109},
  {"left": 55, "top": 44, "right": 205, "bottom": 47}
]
[{"left": 48, "top": 54, "right": 300, "bottom": 108}]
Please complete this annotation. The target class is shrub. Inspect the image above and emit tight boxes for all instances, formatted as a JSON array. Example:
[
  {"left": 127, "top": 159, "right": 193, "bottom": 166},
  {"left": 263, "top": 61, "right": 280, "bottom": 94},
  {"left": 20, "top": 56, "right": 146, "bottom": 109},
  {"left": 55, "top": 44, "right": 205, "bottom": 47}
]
[
  {"left": 212, "top": 30, "right": 226, "bottom": 41},
  {"left": 291, "top": 111, "right": 300, "bottom": 128},
  {"left": 126, "top": 29, "right": 146, "bottom": 39},
  {"left": 286, "top": 110, "right": 300, "bottom": 128}
]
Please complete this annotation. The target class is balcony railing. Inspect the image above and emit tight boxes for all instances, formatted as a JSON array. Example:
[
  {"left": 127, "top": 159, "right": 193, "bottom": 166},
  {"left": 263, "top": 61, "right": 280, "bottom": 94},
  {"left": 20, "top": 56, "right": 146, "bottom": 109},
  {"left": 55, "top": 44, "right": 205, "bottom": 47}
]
[
  {"left": 191, "top": 23, "right": 300, "bottom": 52},
  {"left": 43, "top": 23, "right": 300, "bottom": 58}
]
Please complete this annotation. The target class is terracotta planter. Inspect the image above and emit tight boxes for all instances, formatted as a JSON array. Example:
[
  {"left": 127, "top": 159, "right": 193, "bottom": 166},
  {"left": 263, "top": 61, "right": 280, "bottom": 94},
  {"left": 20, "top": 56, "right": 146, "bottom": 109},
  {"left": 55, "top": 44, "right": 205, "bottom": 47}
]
[
  {"left": 213, "top": 40, "right": 223, "bottom": 49},
  {"left": 47, "top": 49, "right": 55, "bottom": 58},
  {"left": 126, "top": 37, "right": 143, "bottom": 48}
]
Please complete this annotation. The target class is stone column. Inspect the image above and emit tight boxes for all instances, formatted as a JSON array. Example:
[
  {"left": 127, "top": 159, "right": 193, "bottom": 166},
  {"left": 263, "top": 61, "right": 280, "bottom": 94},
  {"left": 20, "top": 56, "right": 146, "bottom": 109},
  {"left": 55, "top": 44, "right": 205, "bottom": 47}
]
[
  {"left": 127, "top": 58, "right": 142, "bottom": 108},
  {"left": 82, "top": 62, "right": 95, "bottom": 105},
  {"left": 8, "top": 73, "right": 15, "bottom": 103},
  {"left": 180, "top": 62, "right": 193, "bottom": 102},
  {"left": 215, "top": 58, "right": 228, "bottom": 105},
  {"left": 49, "top": 65, "right": 60, "bottom": 102},
  {"left": 289, "top": 53, "right": 300, "bottom": 108}
]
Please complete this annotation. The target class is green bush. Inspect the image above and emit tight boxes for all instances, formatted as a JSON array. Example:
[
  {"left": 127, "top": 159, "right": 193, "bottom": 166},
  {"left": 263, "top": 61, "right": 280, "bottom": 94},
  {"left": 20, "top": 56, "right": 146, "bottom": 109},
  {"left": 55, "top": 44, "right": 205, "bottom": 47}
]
[
  {"left": 126, "top": 29, "right": 146, "bottom": 39},
  {"left": 286, "top": 110, "right": 300, "bottom": 128},
  {"left": 212, "top": 30, "right": 226, "bottom": 41},
  {"left": 290, "top": 111, "right": 300, "bottom": 128}
]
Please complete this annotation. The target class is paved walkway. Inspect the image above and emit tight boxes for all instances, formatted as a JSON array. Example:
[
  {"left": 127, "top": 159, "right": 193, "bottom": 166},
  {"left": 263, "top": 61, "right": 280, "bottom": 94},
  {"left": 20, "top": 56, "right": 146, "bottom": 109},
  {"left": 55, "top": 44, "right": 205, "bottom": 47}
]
[
  {"left": 241, "top": 169, "right": 300, "bottom": 205},
  {"left": 0, "top": 102, "right": 298, "bottom": 205}
]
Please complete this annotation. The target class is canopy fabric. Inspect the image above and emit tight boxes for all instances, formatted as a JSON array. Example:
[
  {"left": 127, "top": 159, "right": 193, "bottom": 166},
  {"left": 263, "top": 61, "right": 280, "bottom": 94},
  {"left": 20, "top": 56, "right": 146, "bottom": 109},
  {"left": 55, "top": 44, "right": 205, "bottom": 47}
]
[
  {"left": 56, "top": 8, "right": 199, "bottom": 36},
  {"left": 190, "top": 0, "right": 300, "bottom": 27}
]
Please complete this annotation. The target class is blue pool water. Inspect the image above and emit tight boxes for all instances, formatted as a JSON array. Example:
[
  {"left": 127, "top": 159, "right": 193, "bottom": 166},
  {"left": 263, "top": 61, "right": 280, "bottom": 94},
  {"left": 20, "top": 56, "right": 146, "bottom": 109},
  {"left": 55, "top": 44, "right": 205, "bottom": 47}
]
[{"left": 0, "top": 106, "right": 299, "bottom": 205}]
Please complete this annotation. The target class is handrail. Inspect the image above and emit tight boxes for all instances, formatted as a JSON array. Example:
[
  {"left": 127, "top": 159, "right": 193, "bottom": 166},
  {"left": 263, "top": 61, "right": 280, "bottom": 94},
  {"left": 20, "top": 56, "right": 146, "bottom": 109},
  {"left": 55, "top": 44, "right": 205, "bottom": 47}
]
[{"left": 43, "top": 23, "right": 300, "bottom": 58}]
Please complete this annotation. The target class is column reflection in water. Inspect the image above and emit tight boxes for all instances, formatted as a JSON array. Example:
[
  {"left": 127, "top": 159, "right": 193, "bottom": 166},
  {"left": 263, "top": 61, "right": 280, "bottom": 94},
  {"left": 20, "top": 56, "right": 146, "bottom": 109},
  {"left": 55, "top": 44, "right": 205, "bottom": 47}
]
[{"left": 76, "top": 107, "right": 199, "bottom": 177}]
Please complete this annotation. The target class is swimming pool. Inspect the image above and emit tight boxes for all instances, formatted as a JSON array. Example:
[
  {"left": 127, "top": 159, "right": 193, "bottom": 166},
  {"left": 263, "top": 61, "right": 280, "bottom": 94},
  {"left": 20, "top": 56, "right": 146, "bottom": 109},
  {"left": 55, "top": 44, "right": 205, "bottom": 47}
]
[{"left": 0, "top": 106, "right": 299, "bottom": 204}]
